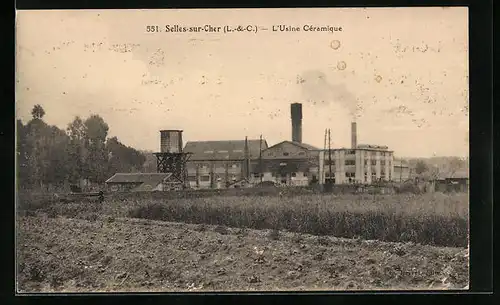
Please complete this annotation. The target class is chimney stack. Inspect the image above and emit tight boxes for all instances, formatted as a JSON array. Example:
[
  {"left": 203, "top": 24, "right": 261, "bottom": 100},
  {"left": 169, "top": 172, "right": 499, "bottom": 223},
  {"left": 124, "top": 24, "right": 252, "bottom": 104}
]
[
  {"left": 244, "top": 136, "right": 250, "bottom": 179},
  {"left": 351, "top": 122, "right": 357, "bottom": 149},
  {"left": 291, "top": 103, "right": 303, "bottom": 143}
]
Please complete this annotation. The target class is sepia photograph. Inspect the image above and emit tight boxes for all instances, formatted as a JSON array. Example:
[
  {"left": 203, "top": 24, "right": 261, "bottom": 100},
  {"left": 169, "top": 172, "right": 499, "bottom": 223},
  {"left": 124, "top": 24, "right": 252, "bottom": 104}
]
[{"left": 15, "top": 7, "right": 469, "bottom": 292}]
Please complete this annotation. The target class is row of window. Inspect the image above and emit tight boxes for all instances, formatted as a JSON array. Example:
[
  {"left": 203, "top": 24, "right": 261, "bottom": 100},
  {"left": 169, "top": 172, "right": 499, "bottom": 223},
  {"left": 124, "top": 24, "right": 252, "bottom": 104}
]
[
  {"left": 196, "top": 163, "right": 240, "bottom": 169},
  {"left": 325, "top": 173, "right": 392, "bottom": 179},
  {"left": 324, "top": 160, "right": 393, "bottom": 166},
  {"left": 191, "top": 172, "right": 393, "bottom": 182},
  {"left": 189, "top": 175, "right": 239, "bottom": 182},
  {"left": 267, "top": 151, "right": 306, "bottom": 157},
  {"left": 327, "top": 151, "right": 390, "bottom": 157},
  {"left": 325, "top": 172, "right": 392, "bottom": 179},
  {"left": 203, "top": 150, "right": 244, "bottom": 154},
  {"left": 254, "top": 172, "right": 305, "bottom": 178}
]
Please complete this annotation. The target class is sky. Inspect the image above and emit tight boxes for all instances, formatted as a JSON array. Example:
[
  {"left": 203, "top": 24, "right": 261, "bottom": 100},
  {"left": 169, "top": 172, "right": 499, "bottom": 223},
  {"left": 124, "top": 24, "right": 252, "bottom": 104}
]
[{"left": 15, "top": 7, "right": 469, "bottom": 158}]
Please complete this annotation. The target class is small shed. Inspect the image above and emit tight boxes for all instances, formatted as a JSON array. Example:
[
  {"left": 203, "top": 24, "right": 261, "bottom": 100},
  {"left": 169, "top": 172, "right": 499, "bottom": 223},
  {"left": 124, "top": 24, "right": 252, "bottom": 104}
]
[
  {"left": 105, "top": 173, "right": 176, "bottom": 192},
  {"left": 434, "top": 170, "right": 469, "bottom": 193}
]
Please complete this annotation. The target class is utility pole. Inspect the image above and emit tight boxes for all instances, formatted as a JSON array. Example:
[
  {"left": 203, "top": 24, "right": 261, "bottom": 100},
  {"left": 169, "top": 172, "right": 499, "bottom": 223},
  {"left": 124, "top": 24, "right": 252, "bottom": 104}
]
[
  {"left": 399, "top": 158, "right": 403, "bottom": 183},
  {"left": 211, "top": 151, "right": 216, "bottom": 189},
  {"left": 324, "top": 128, "right": 327, "bottom": 185},
  {"left": 328, "top": 129, "right": 332, "bottom": 186},
  {"left": 324, "top": 128, "right": 327, "bottom": 152},
  {"left": 244, "top": 136, "right": 250, "bottom": 180},
  {"left": 259, "top": 134, "right": 263, "bottom": 183}
]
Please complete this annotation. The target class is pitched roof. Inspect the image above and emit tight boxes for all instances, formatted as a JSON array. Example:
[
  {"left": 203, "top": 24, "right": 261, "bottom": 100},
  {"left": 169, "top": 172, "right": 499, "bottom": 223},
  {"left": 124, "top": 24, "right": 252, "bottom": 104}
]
[
  {"left": 292, "top": 141, "right": 320, "bottom": 150},
  {"left": 183, "top": 139, "right": 268, "bottom": 161},
  {"left": 265, "top": 140, "right": 320, "bottom": 151},
  {"left": 394, "top": 160, "right": 410, "bottom": 167},
  {"left": 105, "top": 173, "right": 172, "bottom": 184},
  {"left": 437, "top": 169, "right": 469, "bottom": 179}
]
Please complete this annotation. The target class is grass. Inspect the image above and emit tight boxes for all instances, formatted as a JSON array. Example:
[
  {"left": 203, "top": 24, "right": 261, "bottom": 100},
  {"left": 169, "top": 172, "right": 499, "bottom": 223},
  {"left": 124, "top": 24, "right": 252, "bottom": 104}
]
[
  {"left": 21, "top": 191, "right": 469, "bottom": 248},
  {"left": 124, "top": 193, "right": 468, "bottom": 247}
]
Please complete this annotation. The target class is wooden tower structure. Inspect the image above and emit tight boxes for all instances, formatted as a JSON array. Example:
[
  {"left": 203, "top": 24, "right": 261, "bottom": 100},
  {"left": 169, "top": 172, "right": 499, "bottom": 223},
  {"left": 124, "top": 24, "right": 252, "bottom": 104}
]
[{"left": 153, "top": 130, "right": 192, "bottom": 188}]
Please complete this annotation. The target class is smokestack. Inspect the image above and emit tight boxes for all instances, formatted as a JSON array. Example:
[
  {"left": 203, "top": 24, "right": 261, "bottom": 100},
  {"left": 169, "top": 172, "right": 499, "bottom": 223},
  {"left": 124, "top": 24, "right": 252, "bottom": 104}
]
[
  {"left": 244, "top": 136, "right": 250, "bottom": 179},
  {"left": 351, "top": 122, "right": 357, "bottom": 149},
  {"left": 291, "top": 103, "right": 302, "bottom": 143}
]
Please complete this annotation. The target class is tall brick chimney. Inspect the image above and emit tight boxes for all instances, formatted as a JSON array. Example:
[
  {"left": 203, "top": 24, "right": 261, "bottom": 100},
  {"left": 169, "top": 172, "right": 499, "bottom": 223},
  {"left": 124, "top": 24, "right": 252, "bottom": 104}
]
[
  {"left": 351, "top": 122, "right": 357, "bottom": 149},
  {"left": 291, "top": 103, "right": 302, "bottom": 143}
]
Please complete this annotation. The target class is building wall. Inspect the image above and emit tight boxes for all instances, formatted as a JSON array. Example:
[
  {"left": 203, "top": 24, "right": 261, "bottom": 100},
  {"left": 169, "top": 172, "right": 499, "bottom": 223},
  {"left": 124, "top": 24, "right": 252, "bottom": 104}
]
[
  {"left": 394, "top": 166, "right": 410, "bottom": 182},
  {"left": 107, "top": 183, "right": 142, "bottom": 192},
  {"left": 186, "top": 160, "right": 246, "bottom": 189},
  {"left": 248, "top": 141, "right": 319, "bottom": 186},
  {"left": 319, "top": 148, "right": 394, "bottom": 185},
  {"left": 262, "top": 141, "right": 318, "bottom": 159},
  {"left": 249, "top": 158, "right": 317, "bottom": 186},
  {"left": 249, "top": 169, "right": 310, "bottom": 186}
]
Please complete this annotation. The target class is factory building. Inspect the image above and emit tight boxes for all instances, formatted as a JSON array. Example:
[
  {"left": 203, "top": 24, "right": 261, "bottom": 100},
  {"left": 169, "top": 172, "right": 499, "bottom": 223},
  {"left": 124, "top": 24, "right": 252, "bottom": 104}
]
[
  {"left": 183, "top": 139, "right": 268, "bottom": 189},
  {"left": 393, "top": 160, "right": 411, "bottom": 182},
  {"left": 318, "top": 122, "right": 395, "bottom": 185},
  {"left": 125, "top": 102, "right": 402, "bottom": 191},
  {"left": 247, "top": 103, "right": 320, "bottom": 186},
  {"left": 318, "top": 146, "right": 395, "bottom": 185},
  {"left": 181, "top": 102, "right": 397, "bottom": 189},
  {"left": 103, "top": 100, "right": 405, "bottom": 192},
  {"left": 250, "top": 140, "right": 320, "bottom": 186}
]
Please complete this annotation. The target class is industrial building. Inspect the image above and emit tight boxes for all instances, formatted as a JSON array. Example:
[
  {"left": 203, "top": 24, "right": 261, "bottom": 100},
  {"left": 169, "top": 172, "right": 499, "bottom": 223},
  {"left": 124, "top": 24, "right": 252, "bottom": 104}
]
[
  {"left": 317, "top": 121, "right": 395, "bottom": 185},
  {"left": 267, "top": 103, "right": 396, "bottom": 186},
  {"left": 105, "top": 102, "right": 405, "bottom": 191},
  {"left": 105, "top": 173, "right": 177, "bottom": 192},
  {"left": 183, "top": 138, "right": 268, "bottom": 189},
  {"left": 246, "top": 103, "right": 321, "bottom": 186},
  {"left": 318, "top": 145, "right": 395, "bottom": 185},
  {"left": 432, "top": 169, "right": 469, "bottom": 193},
  {"left": 247, "top": 103, "right": 396, "bottom": 187},
  {"left": 249, "top": 140, "right": 321, "bottom": 186},
  {"left": 393, "top": 160, "right": 411, "bottom": 182}
]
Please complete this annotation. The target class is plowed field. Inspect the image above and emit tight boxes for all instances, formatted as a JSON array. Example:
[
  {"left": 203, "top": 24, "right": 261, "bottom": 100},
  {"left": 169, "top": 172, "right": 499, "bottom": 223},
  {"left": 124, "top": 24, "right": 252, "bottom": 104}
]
[{"left": 16, "top": 213, "right": 469, "bottom": 292}]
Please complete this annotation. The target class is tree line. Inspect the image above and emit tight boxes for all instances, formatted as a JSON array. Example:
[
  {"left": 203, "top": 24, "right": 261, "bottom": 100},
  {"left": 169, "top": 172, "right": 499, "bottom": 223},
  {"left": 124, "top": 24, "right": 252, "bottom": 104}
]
[
  {"left": 411, "top": 156, "right": 469, "bottom": 180},
  {"left": 17, "top": 105, "right": 148, "bottom": 191}
]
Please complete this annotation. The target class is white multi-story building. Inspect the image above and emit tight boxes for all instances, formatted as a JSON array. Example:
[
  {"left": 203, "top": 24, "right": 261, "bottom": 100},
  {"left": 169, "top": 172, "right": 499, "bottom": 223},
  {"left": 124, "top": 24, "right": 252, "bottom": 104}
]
[{"left": 318, "top": 145, "right": 395, "bottom": 185}]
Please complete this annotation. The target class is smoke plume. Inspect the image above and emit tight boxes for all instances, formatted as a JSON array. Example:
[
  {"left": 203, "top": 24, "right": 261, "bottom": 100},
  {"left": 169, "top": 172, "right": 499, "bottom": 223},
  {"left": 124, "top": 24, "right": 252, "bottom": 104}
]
[{"left": 297, "top": 70, "right": 360, "bottom": 121}]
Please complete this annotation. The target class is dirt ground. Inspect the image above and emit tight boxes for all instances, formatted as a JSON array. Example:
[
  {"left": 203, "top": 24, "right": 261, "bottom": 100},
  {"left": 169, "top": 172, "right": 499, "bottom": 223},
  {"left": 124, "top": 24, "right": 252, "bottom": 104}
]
[{"left": 16, "top": 214, "right": 469, "bottom": 292}]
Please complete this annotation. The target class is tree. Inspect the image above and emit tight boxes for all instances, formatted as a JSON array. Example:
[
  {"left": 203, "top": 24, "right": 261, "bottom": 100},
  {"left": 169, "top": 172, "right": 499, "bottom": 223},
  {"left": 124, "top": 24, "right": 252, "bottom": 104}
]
[
  {"left": 415, "top": 160, "right": 428, "bottom": 175},
  {"left": 16, "top": 120, "right": 29, "bottom": 188},
  {"left": 84, "top": 114, "right": 109, "bottom": 183},
  {"left": 22, "top": 110, "right": 72, "bottom": 190},
  {"left": 106, "top": 137, "right": 146, "bottom": 176},
  {"left": 84, "top": 115, "right": 109, "bottom": 144},
  {"left": 24, "top": 114, "right": 50, "bottom": 188},
  {"left": 66, "top": 116, "right": 89, "bottom": 183},
  {"left": 18, "top": 109, "right": 148, "bottom": 190},
  {"left": 141, "top": 150, "right": 157, "bottom": 173},
  {"left": 43, "top": 126, "right": 71, "bottom": 186},
  {"left": 448, "top": 157, "right": 465, "bottom": 178},
  {"left": 31, "top": 104, "right": 45, "bottom": 120}
]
